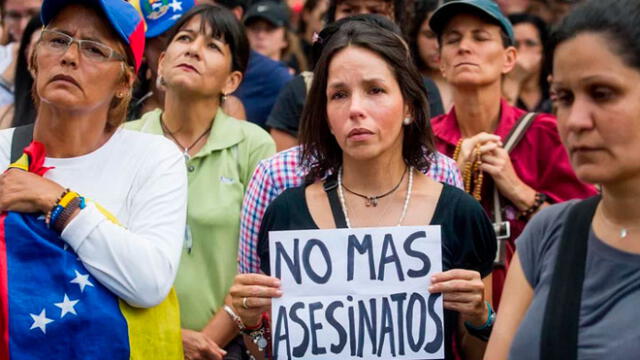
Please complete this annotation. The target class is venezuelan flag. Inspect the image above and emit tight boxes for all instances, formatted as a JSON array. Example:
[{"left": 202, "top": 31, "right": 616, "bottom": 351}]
[{"left": 0, "top": 142, "right": 183, "bottom": 359}]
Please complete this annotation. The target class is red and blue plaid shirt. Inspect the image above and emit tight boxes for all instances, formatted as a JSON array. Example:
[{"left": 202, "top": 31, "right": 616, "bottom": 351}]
[{"left": 237, "top": 146, "right": 463, "bottom": 274}]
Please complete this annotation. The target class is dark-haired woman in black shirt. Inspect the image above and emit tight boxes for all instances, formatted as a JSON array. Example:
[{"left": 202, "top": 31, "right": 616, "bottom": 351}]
[{"left": 229, "top": 18, "right": 496, "bottom": 360}]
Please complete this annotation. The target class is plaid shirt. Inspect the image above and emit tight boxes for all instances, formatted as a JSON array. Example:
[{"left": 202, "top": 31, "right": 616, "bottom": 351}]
[{"left": 237, "top": 145, "right": 463, "bottom": 274}]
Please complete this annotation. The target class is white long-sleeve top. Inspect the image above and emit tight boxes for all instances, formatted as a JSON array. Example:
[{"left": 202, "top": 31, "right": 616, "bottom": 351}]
[{"left": 0, "top": 128, "right": 187, "bottom": 308}]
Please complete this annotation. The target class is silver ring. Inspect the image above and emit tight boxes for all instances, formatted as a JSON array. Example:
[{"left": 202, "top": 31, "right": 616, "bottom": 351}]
[{"left": 242, "top": 297, "right": 249, "bottom": 309}]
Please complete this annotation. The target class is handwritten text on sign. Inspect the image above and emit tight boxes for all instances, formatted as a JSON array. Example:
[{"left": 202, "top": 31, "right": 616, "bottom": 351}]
[{"left": 269, "top": 226, "right": 444, "bottom": 360}]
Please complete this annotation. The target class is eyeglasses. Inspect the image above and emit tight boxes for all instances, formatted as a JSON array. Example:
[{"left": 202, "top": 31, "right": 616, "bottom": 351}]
[{"left": 38, "top": 30, "right": 126, "bottom": 63}]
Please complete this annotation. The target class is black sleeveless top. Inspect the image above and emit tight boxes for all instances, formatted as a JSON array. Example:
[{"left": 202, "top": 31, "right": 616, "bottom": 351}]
[{"left": 257, "top": 183, "right": 496, "bottom": 360}]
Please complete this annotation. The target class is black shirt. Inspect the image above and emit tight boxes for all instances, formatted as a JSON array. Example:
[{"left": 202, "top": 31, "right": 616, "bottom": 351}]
[
  {"left": 258, "top": 183, "right": 496, "bottom": 360},
  {"left": 266, "top": 75, "right": 445, "bottom": 137}
]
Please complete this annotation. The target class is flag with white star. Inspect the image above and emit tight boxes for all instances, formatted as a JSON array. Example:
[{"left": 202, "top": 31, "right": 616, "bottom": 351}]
[{"left": 0, "top": 212, "right": 183, "bottom": 359}]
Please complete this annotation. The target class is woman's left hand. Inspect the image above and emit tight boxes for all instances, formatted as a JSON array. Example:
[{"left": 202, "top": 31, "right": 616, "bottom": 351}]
[
  {"left": 480, "top": 146, "right": 536, "bottom": 211},
  {"left": 429, "top": 269, "right": 488, "bottom": 326},
  {"left": 479, "top": 146, "right": 520, "bottom": 193},
  {"left": 0, "top": 169, "right": 64, "bottom": 213}
]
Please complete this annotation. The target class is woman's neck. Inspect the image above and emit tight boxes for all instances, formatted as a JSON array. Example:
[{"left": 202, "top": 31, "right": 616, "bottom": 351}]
[
  {"left": 269, "top": 52, "right": 282, "bottom": 62},
  {"left": 519, "top": 73, "right": 542, "bottom": 110},
  {"left": 163, "top": 90, "right": 219, "bottom": 137},
  {"left": 341, "top": 148, "right": 406, "bottom": 195},
  {"left": 452, "top": 82, "right": 503, "bottom": 137},
  {"left": 423, "top": 68, "right": 454, "bottom": 112},
  {"left": 600, "top": 179, "right": 640, "bottom": 224},
  {"left": 34, "top": 104, "right": 112, "bottom": 158},
  {"left": 422, "top": 67, "right": 443, "bottom": 82}
]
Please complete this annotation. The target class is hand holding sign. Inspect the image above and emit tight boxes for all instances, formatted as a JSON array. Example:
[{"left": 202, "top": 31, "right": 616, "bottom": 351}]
[
  {"left": 429, "top": 269, "right": 488, "bottom": 327},
  {"left": 229, "top": 273, "right": 282, "bottom": 327},
  {"left": 269, "top": 226, "right": 445, "bottom": 360}
]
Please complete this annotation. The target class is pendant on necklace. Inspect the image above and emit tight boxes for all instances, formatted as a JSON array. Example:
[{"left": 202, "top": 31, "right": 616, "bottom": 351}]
[
  {"left": 620, "top": 228, "right": 628, "bottom": 239},
  {"left": 366, "top": 197, "right": 378, "bottom": 207},
  {"left": 183, "top": 150, "right": 191, "bottom": 163}
]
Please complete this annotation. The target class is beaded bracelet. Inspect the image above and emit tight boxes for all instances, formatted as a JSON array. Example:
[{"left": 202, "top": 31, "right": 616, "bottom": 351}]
[
  {"left": 45, "top": 188, "right": 84, "bottom": 231},
  {"left": 45, "top": 188, "right": 71, "bottom": 227},
  {"left": 49, "top": 190, "right": 80, "bottom": 227},
  {"left": 52, "top": 196, "right": 86, "bottom": 233},
  {"left": 518, "top": 192, "right": 548, "bottom": 220}
]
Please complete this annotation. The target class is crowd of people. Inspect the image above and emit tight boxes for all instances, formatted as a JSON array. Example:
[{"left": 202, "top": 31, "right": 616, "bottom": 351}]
[{"left": 0, "top": 0, "right": 638, "bottom": 359}]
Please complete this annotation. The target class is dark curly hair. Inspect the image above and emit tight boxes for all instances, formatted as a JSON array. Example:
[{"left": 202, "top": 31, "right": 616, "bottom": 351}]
[
  {"left": 408, "top": 0, "right": 440, "bottom": 71},
  {"left": 326, "top": 0, "right": 415, "bottom": 35},
  {"left": 549, "top": 0, "right": 640, "bottom": 72},
  {"left": 299, "top": 17, "right": 435, "bottom": 181},
  {"left": 167, "top": 4, "right": 249, "bottom": 74}
]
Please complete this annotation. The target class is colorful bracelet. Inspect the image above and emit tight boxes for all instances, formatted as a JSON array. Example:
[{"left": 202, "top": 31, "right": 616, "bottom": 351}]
[
  {"left": 49, "top": 191, "right": 80, "bottom": 226},
  {"left": 45, "top": 188, "right": 71, "bottom": 227},
  {"left": 45, "top": 188, "right": 84, "bottom": 232},
  {"left": 242, "top": 312, "right": 270, "bottom": 354},
  {"left": 518, "top": 192, "right": 548, "bottom": 220},
  {"left": 52, "top": 196, "right": 85, "bottom": 233}
]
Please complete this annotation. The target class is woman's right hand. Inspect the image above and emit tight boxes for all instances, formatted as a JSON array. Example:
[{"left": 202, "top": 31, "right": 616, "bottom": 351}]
[
  {"left": 0, "top": 169, "right": 65, "bottom": 214},
  {"left": 229, "top": 273, "right": 282, "bottom": 327},
  {"left": 182, "top": 329, "right": 227, "bottom": 360},
  {"left": 456, "top": 133, "right": 502, "bottom": 170}
]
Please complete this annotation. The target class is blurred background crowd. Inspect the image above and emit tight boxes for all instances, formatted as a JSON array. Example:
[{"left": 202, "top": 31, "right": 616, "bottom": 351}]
[{"left": 0, "top": 0, "right": 584, "bottom": 133}]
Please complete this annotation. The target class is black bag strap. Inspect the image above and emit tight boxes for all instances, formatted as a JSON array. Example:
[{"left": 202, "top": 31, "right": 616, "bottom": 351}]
[
  {"left": 10, "top": 123, "right": 35, "bottom": 163},
  {"left": 492, "top": 112, "right": 538, "bottom": 266},
  {"left": 323, "top": 175, "right": 348, "bottom": 229},
  {"left": 540, "top": 195, "right": 601, "bottom": 360}
]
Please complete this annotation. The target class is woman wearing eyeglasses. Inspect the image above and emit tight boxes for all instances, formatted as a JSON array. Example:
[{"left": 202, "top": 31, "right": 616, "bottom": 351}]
[{"left": 0, "top": 0, "right": 186, "bottom": 357}]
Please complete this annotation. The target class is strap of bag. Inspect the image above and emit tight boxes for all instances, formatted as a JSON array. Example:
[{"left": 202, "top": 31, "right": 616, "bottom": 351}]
[
  {"left": 323, "top": 175, "right": 348, "bottom": 229},
  {"left": 10, "top": 123, "right": 35, "bottom": 163},
  {"left": 492, "top": 112, "right": 537, "bottom": 265},
  {"left": 540, "top": 195, "right": 601, "bottom": 360}
]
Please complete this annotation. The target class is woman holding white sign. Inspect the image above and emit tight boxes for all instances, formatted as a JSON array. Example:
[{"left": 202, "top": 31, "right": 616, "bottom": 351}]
[{"left": 230, "top": 17, "right": 497, "bottom": 360}]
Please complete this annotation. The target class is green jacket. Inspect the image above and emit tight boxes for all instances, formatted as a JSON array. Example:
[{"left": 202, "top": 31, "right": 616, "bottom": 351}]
[{"left": 126, "top": 109, "right": 275, "bottom": 330}]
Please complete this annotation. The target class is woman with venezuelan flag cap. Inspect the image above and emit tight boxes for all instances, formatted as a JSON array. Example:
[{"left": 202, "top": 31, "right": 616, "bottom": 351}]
[{"left": 0, "top": 0, "right": 187, "bottom": 358}]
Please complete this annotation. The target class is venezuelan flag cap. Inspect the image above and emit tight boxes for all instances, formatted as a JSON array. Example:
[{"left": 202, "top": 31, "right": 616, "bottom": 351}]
[
  {"left": 40, "top": 0, "right": 146, "bottom": 73},
  {"left": 133, "top": 0, "right": 197, "bottom": 39}
]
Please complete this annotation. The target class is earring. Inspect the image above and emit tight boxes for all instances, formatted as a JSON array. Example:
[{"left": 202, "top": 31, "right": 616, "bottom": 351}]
[
  {"left": 157, "top": 75, "right": 166, "bottom": 89},
  {"left": 221, "top": 93, "right": 228, "bottom": 102},
  {"left": 403, "top": 117, "right": 412, "bottom": 125}
]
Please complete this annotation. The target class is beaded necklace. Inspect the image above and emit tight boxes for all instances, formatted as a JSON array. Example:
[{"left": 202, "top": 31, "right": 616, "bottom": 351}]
[{"left": 453, "top": 139, "right": 484, "bottom": 201}]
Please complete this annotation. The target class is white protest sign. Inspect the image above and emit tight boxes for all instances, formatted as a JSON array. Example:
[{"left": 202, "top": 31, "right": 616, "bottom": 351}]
[{"left": 269, "top": 225, "right": 444, "bottom": 360}]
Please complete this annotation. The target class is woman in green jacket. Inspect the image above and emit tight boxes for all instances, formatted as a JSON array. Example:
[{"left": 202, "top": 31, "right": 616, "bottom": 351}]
[{"left": 126, "top": 4, "right": 275, "bottom": 359}]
